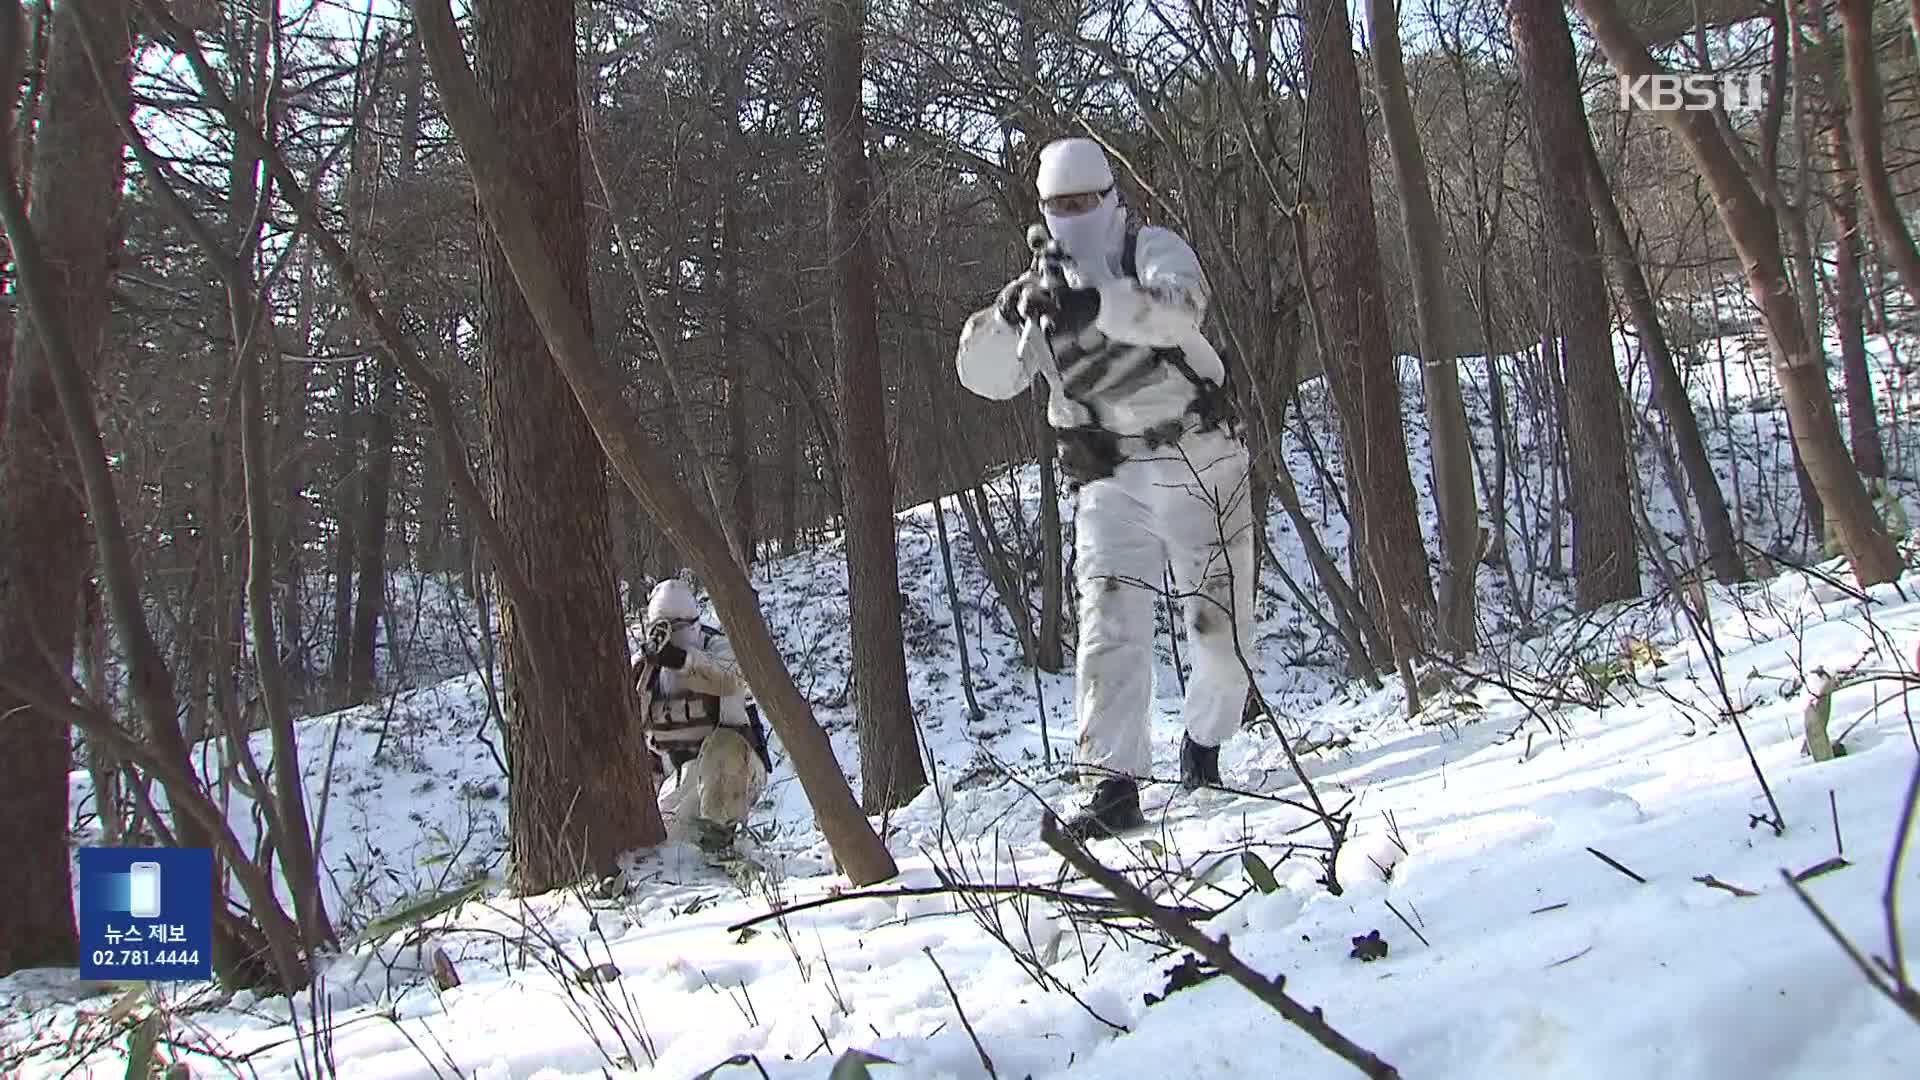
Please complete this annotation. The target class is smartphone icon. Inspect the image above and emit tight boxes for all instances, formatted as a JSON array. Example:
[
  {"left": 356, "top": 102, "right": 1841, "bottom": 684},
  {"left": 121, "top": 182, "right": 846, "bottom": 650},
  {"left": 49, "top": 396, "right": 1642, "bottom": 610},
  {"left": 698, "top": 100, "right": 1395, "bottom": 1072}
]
[{"left": 128, "top": 862, "right": 162, "bottom": 919}]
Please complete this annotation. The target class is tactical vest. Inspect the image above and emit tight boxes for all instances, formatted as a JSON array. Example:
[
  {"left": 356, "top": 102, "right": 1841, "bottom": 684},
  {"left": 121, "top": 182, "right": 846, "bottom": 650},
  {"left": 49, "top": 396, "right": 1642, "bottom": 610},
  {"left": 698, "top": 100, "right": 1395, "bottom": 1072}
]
[
  {"left": 1053, "top": 228, "right": 1235, "bottom": 483},
  {"left": 643, "top": 625, "right": 774, "bottom": 774}
]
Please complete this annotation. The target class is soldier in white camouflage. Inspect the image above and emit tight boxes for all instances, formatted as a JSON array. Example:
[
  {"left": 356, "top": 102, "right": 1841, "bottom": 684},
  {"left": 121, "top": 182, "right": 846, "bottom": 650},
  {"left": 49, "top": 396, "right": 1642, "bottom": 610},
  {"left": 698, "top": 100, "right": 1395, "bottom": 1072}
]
[{"left": 632, "top": 578, "right": 772, "bottom": 853}]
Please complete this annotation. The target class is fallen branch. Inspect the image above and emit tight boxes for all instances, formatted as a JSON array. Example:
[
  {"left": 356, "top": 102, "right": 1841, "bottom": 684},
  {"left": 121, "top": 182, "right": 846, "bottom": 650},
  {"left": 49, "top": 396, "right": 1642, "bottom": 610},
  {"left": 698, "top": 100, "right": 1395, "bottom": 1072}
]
[
  {"left": 1791, "top": 856, "right": 1851, "bottom": 883},
  {"left": 1040, "top": 813, "right": 1401, "bottom": 1079},
  {"left": 1585, "top": 847, "right": 1648, "bottom": 885},
  {"left": 1693, "top": 874, "right": 1758, "bottom": 898},
  {"left": 724, "top": 881, "right": 1212, "bottom": 934},
  {"left": 1546, "top": 945, "right": 1594, "bottom": 969}
]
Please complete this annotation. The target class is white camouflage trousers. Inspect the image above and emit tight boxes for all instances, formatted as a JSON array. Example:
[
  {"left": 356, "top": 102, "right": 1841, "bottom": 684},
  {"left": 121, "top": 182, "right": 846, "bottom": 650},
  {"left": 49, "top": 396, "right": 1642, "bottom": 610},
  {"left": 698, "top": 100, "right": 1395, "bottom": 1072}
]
[
  {"left": 658, "top": 728, "right": 768, "bottom": 838},
  {"left": 1072, "top": 425, "right": 1256, "bottom": 781}
]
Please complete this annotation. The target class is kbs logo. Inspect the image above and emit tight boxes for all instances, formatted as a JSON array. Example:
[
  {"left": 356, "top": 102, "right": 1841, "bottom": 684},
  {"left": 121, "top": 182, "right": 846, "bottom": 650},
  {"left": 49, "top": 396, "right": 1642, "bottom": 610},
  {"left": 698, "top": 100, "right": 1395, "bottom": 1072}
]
[{"left": 1618, "top": 72, "right": 1767, "bottom": 112}]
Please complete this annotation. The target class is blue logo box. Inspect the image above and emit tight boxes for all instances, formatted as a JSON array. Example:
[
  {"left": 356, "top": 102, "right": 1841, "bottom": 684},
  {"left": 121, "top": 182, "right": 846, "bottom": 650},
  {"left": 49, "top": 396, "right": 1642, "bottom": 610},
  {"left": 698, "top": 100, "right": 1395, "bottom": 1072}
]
[{"left": 78, "top": 847, "right": 214, "bottom": 981}]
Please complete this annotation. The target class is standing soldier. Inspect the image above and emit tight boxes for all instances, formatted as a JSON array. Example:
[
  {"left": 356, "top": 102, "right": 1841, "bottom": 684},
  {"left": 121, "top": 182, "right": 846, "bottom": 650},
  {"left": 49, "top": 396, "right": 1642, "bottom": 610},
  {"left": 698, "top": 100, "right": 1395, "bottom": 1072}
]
[{"left": 953, "top": 136, "right": 1256, "bottom": 839}]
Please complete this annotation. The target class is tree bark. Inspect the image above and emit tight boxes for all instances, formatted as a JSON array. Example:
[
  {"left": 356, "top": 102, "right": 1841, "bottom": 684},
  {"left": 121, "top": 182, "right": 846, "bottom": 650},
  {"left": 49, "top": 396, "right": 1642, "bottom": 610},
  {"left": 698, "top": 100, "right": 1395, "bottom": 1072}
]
[
  {"left": 819, "top": 0, "right": 926, "bottom": 812},
  {"left": 223, "top": 0, "right": 332, "bottom": 948},
  {"left": 1816, "top": 1, "right": 1884, "bottom": 479},
  {"left": 780, "top": 394, "right": 800, "bottom": 555},
  {"left": 1509, "top": 0, "right": 1642, "bottom": 610},
  {"left": 722, "top": 197, "right": 755, "bottom": 569},
  {"left": 276, "top": 243, "right": 317, "bottom": 703},
  {"left": 1302, "top": 0, "right": 1437, "bottom": 663},
  {"left": 1830, "top": 145, "right": 1884, "bottom": 479},
  {"left": 0, "top": 0, "right": 129, "bottom": 977},
  {"left": 328, "top": 359, "right": 358, "bottom": 703},
  {"left": 1575, "top": 0, "right": 1903, "bottom": 585},
  {"left": 1367, "top": 0, "right": 1479, "bottom": 654},
  {"left": 412, "top": 0, "right": 898, "bottom": 884},
  {"left": 348, "top": 35, "right": 412, "bottom": 704},
  {"left": 0, "top": 0, "right": 307, "bottom": 990},
  {"left": 348, "top": 368, "right": 397, "bottom": 701},
  {"left": 469, "top": 0, "right": 666, "bottom": 889},
  {"left": 1837, "top": 0, "right": 1920, "bottom": 309},
  {"left": 1581, "top": 137, "right": 1745, "bottom": 582}
]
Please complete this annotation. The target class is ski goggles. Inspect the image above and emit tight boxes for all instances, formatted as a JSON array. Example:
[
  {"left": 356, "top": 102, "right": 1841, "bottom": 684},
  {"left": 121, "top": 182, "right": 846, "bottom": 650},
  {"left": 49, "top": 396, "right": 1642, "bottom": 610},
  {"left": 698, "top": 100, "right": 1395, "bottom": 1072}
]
[{"left": 1038, "top": 187, "right": 1112, "bottom": 216}]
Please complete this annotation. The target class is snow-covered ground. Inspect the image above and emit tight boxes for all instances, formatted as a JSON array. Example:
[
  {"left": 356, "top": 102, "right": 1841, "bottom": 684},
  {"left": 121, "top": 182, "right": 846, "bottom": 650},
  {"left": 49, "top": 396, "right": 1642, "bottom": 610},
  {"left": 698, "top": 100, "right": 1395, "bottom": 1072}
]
[{"left": 5, "top": 324, "right": 1919, "bottom": 1078}]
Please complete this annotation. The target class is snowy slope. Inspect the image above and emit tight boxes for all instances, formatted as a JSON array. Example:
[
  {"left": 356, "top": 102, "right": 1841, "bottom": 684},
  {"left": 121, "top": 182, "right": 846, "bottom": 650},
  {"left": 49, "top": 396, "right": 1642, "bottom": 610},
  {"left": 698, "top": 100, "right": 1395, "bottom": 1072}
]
[{"left": 4, "top": 327, "right": 1919, "bottom": 1078}]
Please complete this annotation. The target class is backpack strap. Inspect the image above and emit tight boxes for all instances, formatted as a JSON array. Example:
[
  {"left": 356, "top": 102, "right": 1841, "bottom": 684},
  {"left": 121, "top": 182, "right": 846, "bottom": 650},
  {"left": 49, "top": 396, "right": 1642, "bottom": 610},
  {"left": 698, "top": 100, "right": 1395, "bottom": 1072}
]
[{"left": 1121, "top": 226, "right": 1140, "bottom": 280}]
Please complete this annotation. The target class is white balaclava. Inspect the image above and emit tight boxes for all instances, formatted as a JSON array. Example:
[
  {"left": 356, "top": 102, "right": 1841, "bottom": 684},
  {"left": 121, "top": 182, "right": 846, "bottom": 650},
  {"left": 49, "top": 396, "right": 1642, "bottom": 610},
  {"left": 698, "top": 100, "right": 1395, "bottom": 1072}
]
[
  {"left": 645, "top": 579, "right": 703, "bottom": 650},
  {"left": 1036, "top": 137, "right": 1127, "bottom": 281}
]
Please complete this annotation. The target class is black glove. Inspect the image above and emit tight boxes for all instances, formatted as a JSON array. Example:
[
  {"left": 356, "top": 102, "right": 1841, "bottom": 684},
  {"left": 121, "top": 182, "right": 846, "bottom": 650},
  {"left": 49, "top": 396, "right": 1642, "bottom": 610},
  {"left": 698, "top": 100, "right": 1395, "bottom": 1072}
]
[
  {"left": 996, "top": 272, "right": 1058, "bottom": 327},
  {"left": 643, "top": 619, "right": 688, "bottom": 669},
  {"left": 1051, "top": 286, "right": 1101, "bottom": 337}
]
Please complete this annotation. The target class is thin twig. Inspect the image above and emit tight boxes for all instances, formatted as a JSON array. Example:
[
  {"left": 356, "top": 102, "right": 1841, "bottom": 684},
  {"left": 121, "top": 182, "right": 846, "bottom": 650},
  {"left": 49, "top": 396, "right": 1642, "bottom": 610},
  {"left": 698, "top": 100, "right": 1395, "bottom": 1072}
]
[
  {"left": 1791, "top": 856, "right": 1852, "bottom": 883},
  {"left": 1585, "top": 847, "right": 1648, "bottom": 884},
  {"left": 1529, "top": 902, "right": 1569, "bottom": 915},
  {"left": 1693, "top": 874, "right": 1758, "bottom": 898},
  {"left": 1546, "top": 945, "right": 1593, "bottom": 969},
  {"left": 1041, "top": 813, "right": 1401, "bottom": 1079},
  {"left": 1883, "top": 759, "right": 1919, "bottom": 995},
  {"left": 724, "top": 881, "right": 1211, "bottom": 934},
  {"left": 1832, "top": 789, "right": 1844, "bottom": 858},
  {"left": 925, "top": 949, "right": 997, "bottom": 1080},
  {"left": 1382, "top": 899, "right": 1429, "bottom": 948},
  {"left": 1779, "top": 868, "right": 1920, "bottom": 1024}
]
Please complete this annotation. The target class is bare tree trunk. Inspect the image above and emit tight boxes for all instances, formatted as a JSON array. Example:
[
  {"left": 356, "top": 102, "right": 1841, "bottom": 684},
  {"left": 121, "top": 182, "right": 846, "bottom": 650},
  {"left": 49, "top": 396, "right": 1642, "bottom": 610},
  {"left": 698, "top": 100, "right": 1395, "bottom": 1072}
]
[
  {"left": 1837, "top": 0, "right": 1920, "bottom": 307},
  {"left": 1510, "top": 0, "right": 1641, "bottom": 609},
  {"left": 780, "top": 395, "right": 800, "bottom": 556},
  {"left": 349, "top": 372, "right": 396, "bottom": 702},
  {"left": 466, "top": 0, "right": 666, "bottom": 889},
  {"left": 0, "top": 0, "right": 306, "bottom": 990},
  {"left": 0, "top": 0, "right": 127, "bottom": 977},
  {"left": 349, "top": 34, "right": 415, "bottom": 704},
  {"left": 1303, "top": 0, "right": 1437, "bottom": 668},
  {"left": 1831, "top": 145, "right": 1886, "bottom": 480},
  {"left": 1367, "top": 0, "right": 1478, "bottom": 654},
  {"left": 714, "top": 60, "right": 755, "bottom": 570},
  {"left": 1478, "top": 267, "right": 1513, "bottom": 564},
  {"left": 819, "top": 0, "right": 925, "bottom": 812},
  {"left": 1577, "top": 0, "right": 1903, "bottom": 585},
  {"left": 414, "top": 0, "right": 898, "bottom": 885},
  {"left": 276, "top": 243, "right": 317, "bottom": 704},
  {"left": 1812, "top": 0, "right": 1886, "bottom": 480},
  {"left": 1582, "top": 137, "right": 1745, "bottom": 582},
  {"left": 223, "top": 0, "right": 331, "bottom": 948},
  {"left": 723, "top": 204, "right": 755, "bottom": 568},
  {"left": 78, "top": 577, "right": 122, "bottom": 845},
  {"left": 329, "top": 360, "right": 358, "bottom": 702}
]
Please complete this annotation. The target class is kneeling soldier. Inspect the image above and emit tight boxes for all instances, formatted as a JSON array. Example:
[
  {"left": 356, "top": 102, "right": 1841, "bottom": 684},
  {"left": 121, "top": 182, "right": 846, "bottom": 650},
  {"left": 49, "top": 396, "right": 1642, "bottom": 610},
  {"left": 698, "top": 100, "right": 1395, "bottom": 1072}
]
[{"left": 633, "top": 578, "right": 773, "bottom": 853}]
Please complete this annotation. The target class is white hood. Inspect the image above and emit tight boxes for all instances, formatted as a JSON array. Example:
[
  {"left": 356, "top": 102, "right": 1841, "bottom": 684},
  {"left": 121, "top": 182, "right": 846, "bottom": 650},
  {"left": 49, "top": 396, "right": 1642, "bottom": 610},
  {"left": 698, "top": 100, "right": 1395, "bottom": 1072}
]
[{"left": 1044, "top": 190, "right": 1128, "bottom": 284}]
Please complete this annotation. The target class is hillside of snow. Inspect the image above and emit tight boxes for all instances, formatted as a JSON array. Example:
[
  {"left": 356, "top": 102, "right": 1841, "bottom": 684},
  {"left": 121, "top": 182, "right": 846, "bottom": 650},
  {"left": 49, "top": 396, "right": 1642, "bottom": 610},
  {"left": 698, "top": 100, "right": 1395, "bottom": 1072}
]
[{"left": 3, "top": 325, "right": 1918, "bottom": 1078}]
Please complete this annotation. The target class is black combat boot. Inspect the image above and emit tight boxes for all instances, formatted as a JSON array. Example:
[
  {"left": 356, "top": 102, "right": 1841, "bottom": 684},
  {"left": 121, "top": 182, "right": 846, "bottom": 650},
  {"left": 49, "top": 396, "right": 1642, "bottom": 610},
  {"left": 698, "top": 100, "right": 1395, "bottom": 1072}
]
[
  {"left": 1062, "top": 778, "right": 1146, "bottom": 841},
  {"left": 1179, "top": 735, "right": 1222, "bottom": 790}
]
